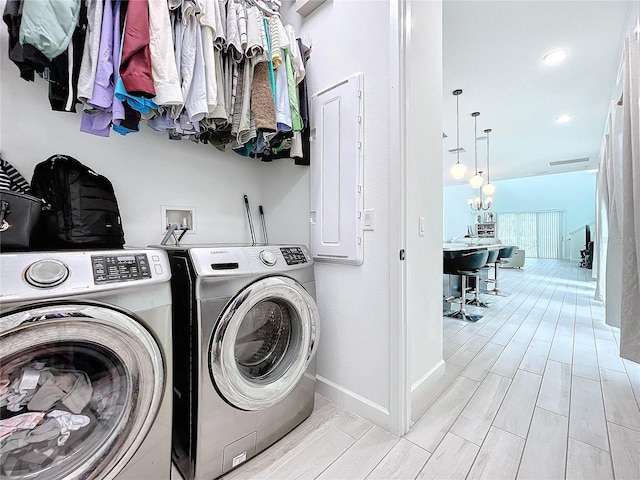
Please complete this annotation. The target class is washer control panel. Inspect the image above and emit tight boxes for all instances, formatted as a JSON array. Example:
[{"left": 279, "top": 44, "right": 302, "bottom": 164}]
[
  {"left": 188, "top": 245, "right": 313, "bottom": 276},
  {"left": 280, "top": 247, "right": 308, "bottom": 265},
  {"left": 92, "top": 253, "right": 152, "bottom": 284}
]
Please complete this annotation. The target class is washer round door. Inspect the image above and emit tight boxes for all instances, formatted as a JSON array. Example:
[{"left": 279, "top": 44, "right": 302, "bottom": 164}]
[
  {"left": 0, "top": 302, "right": 165, "bottom": 480},
  {"left": 209, "top": 276, "right": 319, "bottom": 411}
]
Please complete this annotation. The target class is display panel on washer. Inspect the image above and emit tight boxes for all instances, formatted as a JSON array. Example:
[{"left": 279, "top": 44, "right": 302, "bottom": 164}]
[
  {"left": 92, "top": 254, "right": 152, "bottom": 283},
  {"left": 279, "top": 247, "right": 307, "bottom": 265}
]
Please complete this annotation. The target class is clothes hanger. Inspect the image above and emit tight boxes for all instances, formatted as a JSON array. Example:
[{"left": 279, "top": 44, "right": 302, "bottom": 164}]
[{"left": 244, "top": 0, "right": 278, "bottom": 16}]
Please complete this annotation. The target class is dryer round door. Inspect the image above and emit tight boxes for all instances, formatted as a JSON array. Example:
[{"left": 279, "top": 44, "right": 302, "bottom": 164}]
[
  {"left": 209, "top": 276, "right": 319, "bottom": 411},
  {"left": 0, "top": 302, "right": 165, "bottom": 480}
]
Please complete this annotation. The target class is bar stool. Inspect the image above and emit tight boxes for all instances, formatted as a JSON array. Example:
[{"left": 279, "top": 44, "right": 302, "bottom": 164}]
[
  {"left": 467, "top": 248, "right": 499, "bottom": 308},
  {"left": 485, "top": 246, "right": 515, "bottom": 296},
  {"left": 443, "top": 249, "right": 489, "bottom": 322}
]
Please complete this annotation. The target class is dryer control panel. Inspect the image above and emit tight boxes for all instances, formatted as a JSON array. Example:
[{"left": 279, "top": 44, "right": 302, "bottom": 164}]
[{"left": 92, "top": 254, "right": 152, "bottom": 284}]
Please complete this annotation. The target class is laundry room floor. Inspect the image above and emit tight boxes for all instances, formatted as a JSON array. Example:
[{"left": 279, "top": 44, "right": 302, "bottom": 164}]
[{"left": 172, "top": 259, "right": 640, "bottom": 480}]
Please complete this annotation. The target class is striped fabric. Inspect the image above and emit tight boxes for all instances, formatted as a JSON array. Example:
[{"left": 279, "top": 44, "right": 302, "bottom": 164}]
[{"left": 0, "top": 158, "right": 30, "bottom": 194}]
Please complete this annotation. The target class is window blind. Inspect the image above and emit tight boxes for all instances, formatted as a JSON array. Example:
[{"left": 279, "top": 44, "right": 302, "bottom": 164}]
[{"left": 497, "top": 210, "right": 563, "bottom": 259}]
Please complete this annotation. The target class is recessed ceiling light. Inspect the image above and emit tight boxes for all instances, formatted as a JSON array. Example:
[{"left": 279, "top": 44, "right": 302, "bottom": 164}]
[
  {"left": 555, "top": 114, "right": 573, "bottom": 124},
  {"left": 543, "top": 49, "right": 567, "bottom": 65}
]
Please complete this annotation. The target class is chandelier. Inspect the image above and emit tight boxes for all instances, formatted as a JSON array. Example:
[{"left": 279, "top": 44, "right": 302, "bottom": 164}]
[{"left": 469, "top": 176, "right": 492, "bottom": 211}]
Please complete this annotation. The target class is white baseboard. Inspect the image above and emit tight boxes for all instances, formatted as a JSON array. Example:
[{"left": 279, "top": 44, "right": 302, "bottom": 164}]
[
  {"left": 410, "top": 359, "right": 446, "bottom": 422},
  {"left": 316, "top": 375, "right": 391, "bottom": 429}
]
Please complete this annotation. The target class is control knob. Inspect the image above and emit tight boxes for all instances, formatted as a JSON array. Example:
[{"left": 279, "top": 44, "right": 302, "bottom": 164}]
[
  {"left": 25, "top": 259, "right": 70, "bottom": 288},
  {"left": 259, "top": 250, "right": 277, "bottom": 266}
]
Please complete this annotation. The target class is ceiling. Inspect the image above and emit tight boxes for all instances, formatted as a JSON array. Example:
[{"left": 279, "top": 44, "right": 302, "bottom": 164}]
[{"left": 442, "top": 0, "right": 634, "bottom": 187}]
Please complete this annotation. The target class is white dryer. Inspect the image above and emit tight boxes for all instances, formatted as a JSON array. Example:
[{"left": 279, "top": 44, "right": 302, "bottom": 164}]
[
  {"left": 162, "top": 244, "right": 319, "bottom": 480},
  {"left": 0, "top": 249, "right": 172, "bottom": 480}
]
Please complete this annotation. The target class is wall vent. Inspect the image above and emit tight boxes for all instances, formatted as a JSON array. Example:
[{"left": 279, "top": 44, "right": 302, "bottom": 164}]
[
  {"left": 448, "top": 147, "right": 466, "bottom": 154},
  {"left": 548, "top": 157, "right": 590, "bottom": 167},
  {"left": 532, "top": 170, "right": 548, "bottom": 175}
]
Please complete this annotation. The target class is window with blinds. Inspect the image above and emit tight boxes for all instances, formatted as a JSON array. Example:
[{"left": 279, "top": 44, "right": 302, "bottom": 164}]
[{"left": 497, "top": 210, "right": 564, "bottom": 259}]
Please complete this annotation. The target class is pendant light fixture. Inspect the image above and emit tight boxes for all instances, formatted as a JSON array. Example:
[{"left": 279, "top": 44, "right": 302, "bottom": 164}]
[
  {"left": 449, "top": 89, "right": 467, "bottom": 180},
  {"left": 468, "top": 179, "right": 492, "bottom": 211},
  {"left": 482, "top": 128, "right": 496, "bottom": 196},
  {"left": 469, "top": 112, "right": 485, "bottom": 189}
]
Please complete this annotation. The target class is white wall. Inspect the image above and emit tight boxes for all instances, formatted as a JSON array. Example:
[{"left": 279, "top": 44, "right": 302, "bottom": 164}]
[
  {"left": 0, "top": 30, "right": 264, "bottom": 248},
  {"left": 274, "top": 0, "right": 395, "bottom": 428},
  {"left": 258, "top": 161, "right": 310, "bottom": 246},
  {"left": 443, "top": 170, "right": 597, "bottom": 258},
  {"left": 405, "top": 0, "right": 445, "bottom": 421}
]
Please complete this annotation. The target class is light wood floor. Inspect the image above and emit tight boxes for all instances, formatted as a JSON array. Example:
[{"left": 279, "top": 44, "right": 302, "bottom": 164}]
[{"left": 174, "top": 259, "right": 640, "bottom": 480}]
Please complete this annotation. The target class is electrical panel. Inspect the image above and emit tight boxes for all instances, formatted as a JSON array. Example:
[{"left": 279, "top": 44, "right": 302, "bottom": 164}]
[{"left": 309, "top": 73, "right": 364, "bottom": 265}]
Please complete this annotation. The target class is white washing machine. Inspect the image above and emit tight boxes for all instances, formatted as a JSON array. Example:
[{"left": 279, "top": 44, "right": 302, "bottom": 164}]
[
  {"left": 0, "top": 249, "right": 172, "bottom": 480},
  {"left": 162, "top": 244, "right": 319, "bottom": 480}
]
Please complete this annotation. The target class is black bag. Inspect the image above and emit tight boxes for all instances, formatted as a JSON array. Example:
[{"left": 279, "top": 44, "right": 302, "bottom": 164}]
[
  {"left": 30, "top": 154, "right": 125, "bottom": 249},
  {"left": 0, "top": 190, "right": 43, "bottom": 250}
]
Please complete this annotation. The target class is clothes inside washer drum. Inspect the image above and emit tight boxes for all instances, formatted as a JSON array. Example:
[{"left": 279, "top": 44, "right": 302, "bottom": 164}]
[{"left": 234, "top": 301, "right": 292, "bottom": 379}]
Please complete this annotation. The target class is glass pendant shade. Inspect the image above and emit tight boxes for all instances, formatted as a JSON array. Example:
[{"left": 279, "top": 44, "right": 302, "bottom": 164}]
[
  {"left": 451, "top": 162, "right": 467, "bottom": 180},
  {"left": 469, "top": 173, "right": 484, "bottom": 189},
  {"left": 482, "top": 182, "right": 496, "bottom": 195},
  {"left": 485, "top": 196, "right": 493, "bottom": 205}
]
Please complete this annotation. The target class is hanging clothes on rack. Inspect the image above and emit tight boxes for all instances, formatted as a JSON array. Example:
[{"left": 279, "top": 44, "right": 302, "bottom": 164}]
[
  {"left": 148, "top": 0, "right": 183, "bottom": 107},
  {"left": 115, "top": 0, "right": 159, "bottom": 129},
  {"left": 46, "top": 10, "right": 87, "bottom": 113},
  {"left": 120, "top": 0, "right": 155, "bottom": 99},
  {"left": 80, "top": 0, "right": 120, "bottom": 137},
  {"left": 77, "top": 0, "right": 104, "bottom": 104},
  {"left": 3, "top": 0, "right": 37, "bottom": 81},
  {"left": 260, "top": 36, "right": 311, "bottom": 165},
  {"left": 3, "top": 0, "right": 313, "bottom": 164},
  {"left": 7, "top": 0, "right": 88, "bottom": 113},
  {"left": 171, "top": 0, "right": 208, "bottom": 128},
  {"left": 245, "top": 4, "right": 265, "bottom": 58},
  {"left": 200, "top": 0, "right": 221, "bottom": 117},
  {"left": 19, "top": 0, "right": 81, "bottom": 63}
]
